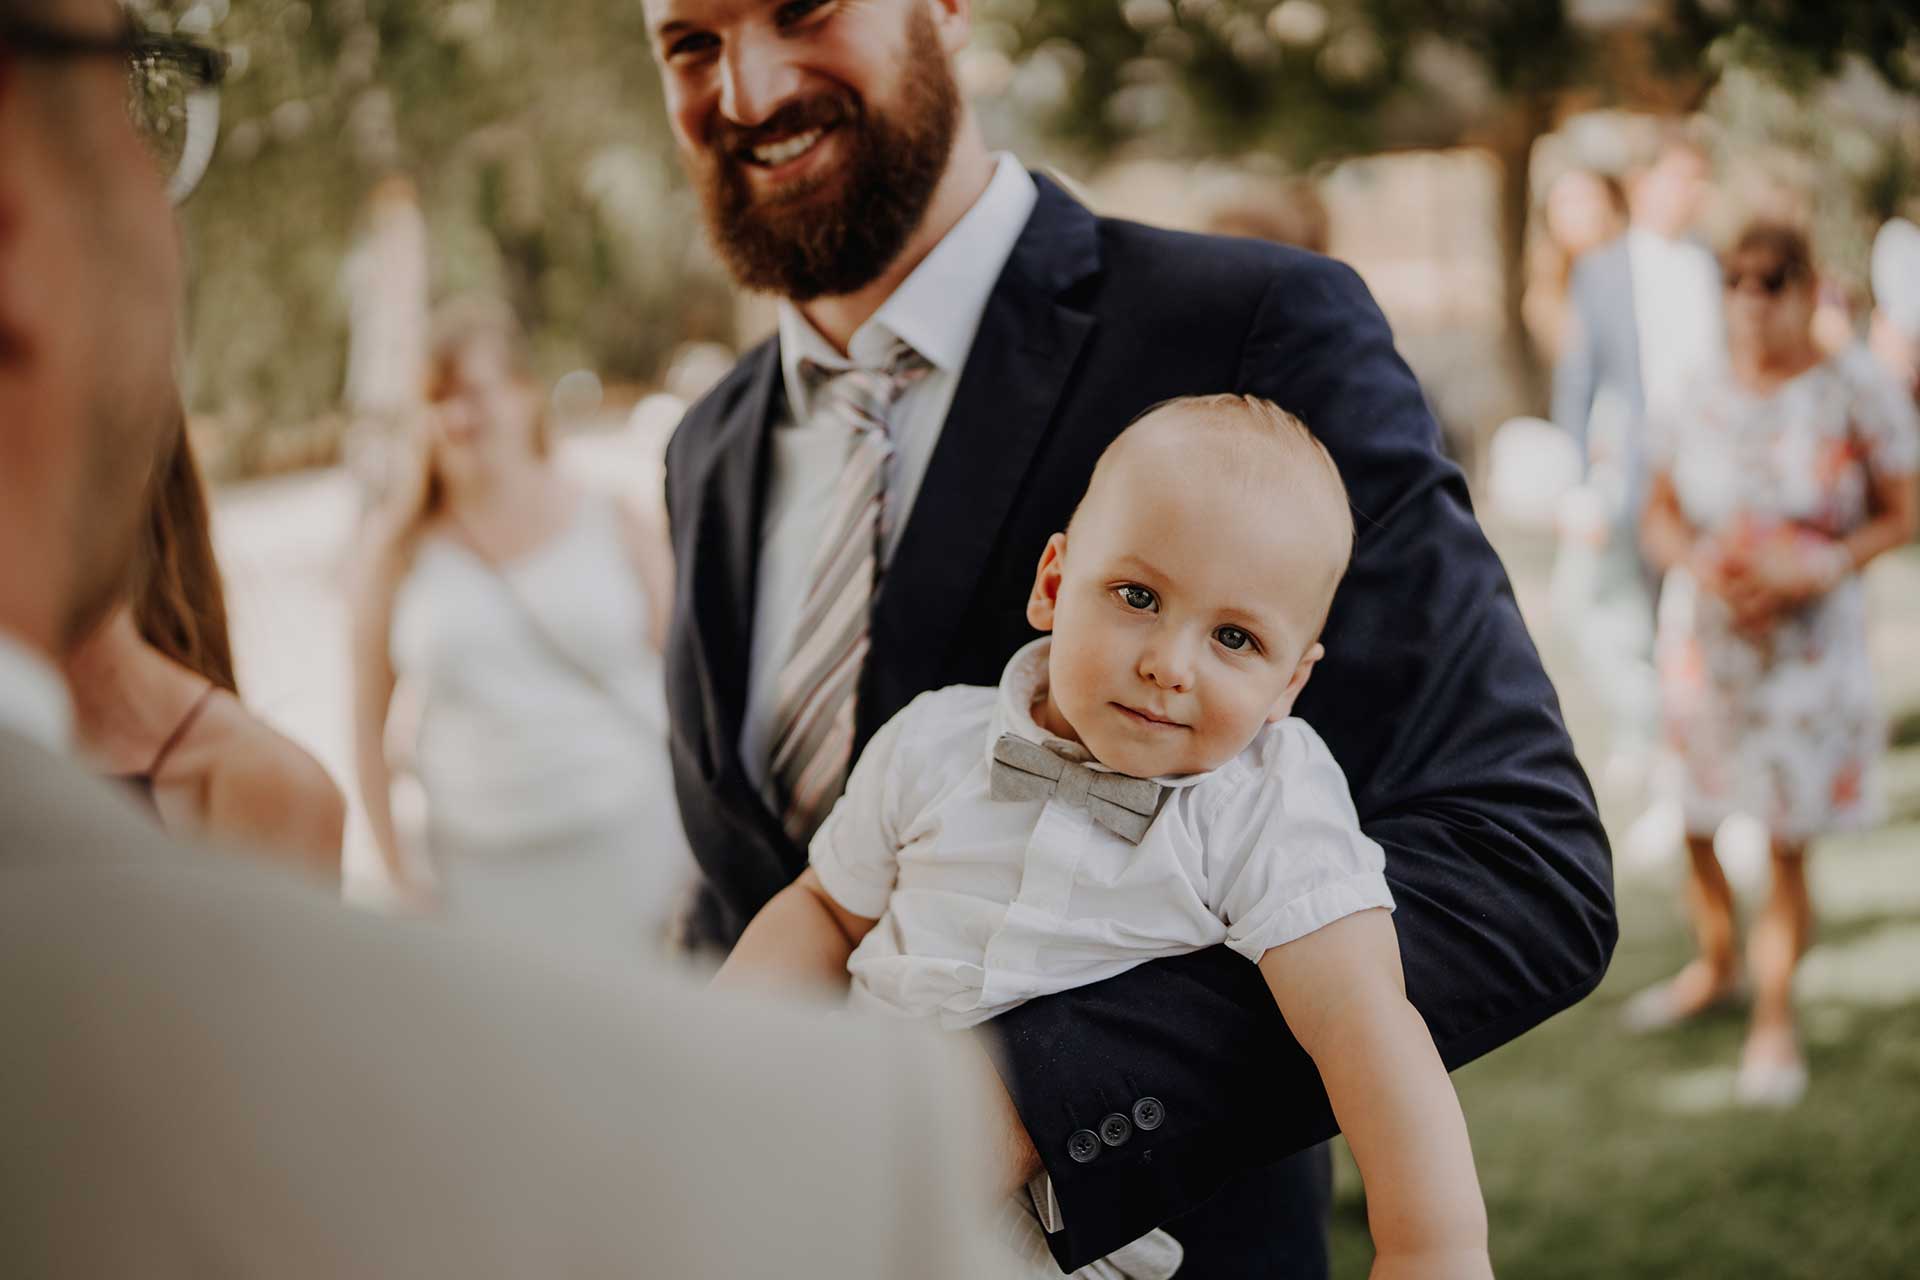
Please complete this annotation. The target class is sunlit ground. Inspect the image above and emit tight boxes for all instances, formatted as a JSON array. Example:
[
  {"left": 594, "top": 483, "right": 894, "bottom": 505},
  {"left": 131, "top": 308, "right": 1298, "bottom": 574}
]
[
  {"left": 208, "top": 444, "right": 1919, "bottom": 1278},
  {"left": 1330, "top": 527, "right": 1920, "bottom": 1280}
]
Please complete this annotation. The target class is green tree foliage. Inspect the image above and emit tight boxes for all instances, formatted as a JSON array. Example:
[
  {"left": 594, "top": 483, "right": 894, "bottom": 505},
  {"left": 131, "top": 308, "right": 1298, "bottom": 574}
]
[
  {"left": 984, "top": 0, "right": 1585, "bottom": 163},
  {"left": 983, "top": 0, "right": 1919, "bottom": 408},
  {"left": 987, "top": 0, "right": 1916, "bottom": 172},
  {"left": 151, "top": 0, "right": 732, "bottom": 462}
]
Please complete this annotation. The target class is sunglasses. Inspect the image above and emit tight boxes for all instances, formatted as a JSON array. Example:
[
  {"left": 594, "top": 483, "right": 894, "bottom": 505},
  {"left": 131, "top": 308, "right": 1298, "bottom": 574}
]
[
  {"left": 1, "top": 18, "right": 228, "bottom": 205},
  {"left": 1724, "top": 266, "right": 1796, "bottom": 297}
]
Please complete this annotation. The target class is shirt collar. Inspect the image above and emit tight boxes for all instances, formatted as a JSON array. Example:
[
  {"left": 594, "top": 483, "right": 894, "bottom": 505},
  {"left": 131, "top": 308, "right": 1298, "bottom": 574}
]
[
  {"left": 988, "top": 637, "right": 1208, "bottom": 790},
  {"left": 778, "top": 152, "right": 1039, "bottom": 422},
  {"left": 0, "top": 628, "right": 73, "bottom": 753}
]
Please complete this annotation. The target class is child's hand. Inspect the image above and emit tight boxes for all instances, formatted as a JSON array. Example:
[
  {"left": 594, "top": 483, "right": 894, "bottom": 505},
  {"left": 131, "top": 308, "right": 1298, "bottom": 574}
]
[
  {"left": 1371, "top": 1247, "right": 1494, "bottom": 1280},
  {"left": 1258, "top": 912, "right": 1490, "bottom": 1280}
]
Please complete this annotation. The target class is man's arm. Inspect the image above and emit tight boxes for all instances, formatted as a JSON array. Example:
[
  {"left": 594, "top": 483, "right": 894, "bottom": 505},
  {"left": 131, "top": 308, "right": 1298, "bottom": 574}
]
[{"left": 990, "top": 253, "right": 1615, "bottom": 1269}]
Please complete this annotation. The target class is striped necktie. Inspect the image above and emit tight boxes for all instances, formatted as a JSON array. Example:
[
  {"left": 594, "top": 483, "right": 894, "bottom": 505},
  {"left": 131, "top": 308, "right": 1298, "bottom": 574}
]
[{"left": 769, "top": 342, "right": 932, "bottom": 846}]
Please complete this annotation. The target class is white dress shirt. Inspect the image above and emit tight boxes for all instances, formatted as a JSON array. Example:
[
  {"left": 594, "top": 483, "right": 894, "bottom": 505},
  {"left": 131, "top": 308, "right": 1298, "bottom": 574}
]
[
  {"left": 1627, "top": 226, "right": 1723, "bottom": 421},
  {"left": 0, "top": 629, "right": 72, "bottom": 753},
  {"left": 812, "top": 639, "right": 1394, "bottom": 1031},
  {"left": 737, "top": 153, "right": 1040, "bottom": 795}
]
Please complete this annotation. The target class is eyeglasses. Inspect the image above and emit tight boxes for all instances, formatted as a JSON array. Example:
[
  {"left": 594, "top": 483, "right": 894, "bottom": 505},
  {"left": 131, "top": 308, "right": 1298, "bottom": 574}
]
[
  {"left": 1, "top": 19, "right": 228, "bottom": 205},
  {"left": 1724, "top": 266, "right": 1793, "bottom": 298}
]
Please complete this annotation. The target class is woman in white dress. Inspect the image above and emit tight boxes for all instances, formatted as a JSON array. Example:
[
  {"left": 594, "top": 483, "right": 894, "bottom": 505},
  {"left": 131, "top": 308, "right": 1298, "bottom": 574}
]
[{"left": 351, "top": 296, "right": 694, "bottom": 954}]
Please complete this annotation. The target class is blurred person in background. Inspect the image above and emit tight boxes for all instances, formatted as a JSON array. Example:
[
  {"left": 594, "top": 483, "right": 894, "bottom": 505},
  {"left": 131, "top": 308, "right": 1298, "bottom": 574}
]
[
  {"left": 1869, "top": 216, "right": 1920, "bottom": 405},
  {"left": 62, "top": 404, "right": 345, "bottom": 878},
  {"left": 341, "top": 172, "right": 429, "bottom": 512},
  {"left": 1631, "top": 221, "right": 1920, "bottom": 1105},
  {"left": 1524, "top": 166, "right": 1627, "bottom": 364},
  {"left": 352, "top": 295, "right": 693, "bottom": 953},
  {"left": 1552, "top": 130, "right": 1722, "bottom": 825}
]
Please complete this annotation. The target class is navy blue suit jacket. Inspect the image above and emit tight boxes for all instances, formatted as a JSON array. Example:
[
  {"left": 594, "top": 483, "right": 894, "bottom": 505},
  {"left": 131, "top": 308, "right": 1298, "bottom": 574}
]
[{"left": 664, "top": 175, "right": 1615, "bottom": 1272}]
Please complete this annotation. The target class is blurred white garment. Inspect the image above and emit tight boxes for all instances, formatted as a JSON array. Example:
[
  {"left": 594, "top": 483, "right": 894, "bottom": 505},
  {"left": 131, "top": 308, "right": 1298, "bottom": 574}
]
[
  {"left": 391, "top": 494, "right": 693, "bottom": 952},
  {"left": 1626, "top": 227, "right": 1723, "bottom": 421},
  {"left": 1871, "top": 217, "right": 1920, "bottom": 340},
  {"left": 1550, "top": 478, "right": 1659, "bottom": 760},
  {"left": 1486, "top": 416, "right": 1582, "bottom": 530}
]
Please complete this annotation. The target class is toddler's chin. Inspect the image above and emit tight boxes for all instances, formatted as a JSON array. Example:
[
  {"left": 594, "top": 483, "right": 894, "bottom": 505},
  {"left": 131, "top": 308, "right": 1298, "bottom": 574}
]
[{"left": 1079, "top": 730, "right": 1179, "bottom": 781}]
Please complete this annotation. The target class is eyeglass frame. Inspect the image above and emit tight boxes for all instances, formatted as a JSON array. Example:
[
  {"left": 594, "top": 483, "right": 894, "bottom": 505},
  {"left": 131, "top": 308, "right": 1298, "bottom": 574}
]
[
  {"left": 0, "top": 17, "right": 228, "bottom": 205},
  {"left": 1723, "top": 264, "right": 1803, "bottom": 299}
]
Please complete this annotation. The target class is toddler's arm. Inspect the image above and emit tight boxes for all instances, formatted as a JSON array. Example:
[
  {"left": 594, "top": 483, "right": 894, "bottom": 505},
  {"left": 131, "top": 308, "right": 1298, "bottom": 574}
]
[
  {"left": 1259, "top": 909, "right": 1491, "bottom": 1280},
  {"left": 712, "top": 868, "right": 879, "bottom": 994}
]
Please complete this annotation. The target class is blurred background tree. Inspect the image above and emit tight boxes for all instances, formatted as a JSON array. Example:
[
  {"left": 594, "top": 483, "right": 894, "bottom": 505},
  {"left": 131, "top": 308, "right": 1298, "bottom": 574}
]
[
  {"left": 150, "top": 0, "right": 1919, "bottom": 470},
  {"left": 979, "top": 0, "right": 1920, "bottom": 408},
  {"left": 149, "top": 0, "right": 731, "bottom": 474}
]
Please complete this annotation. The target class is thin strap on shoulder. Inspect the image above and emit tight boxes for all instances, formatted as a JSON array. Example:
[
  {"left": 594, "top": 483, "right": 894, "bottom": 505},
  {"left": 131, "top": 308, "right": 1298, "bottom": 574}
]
[{"left": 147, "top": 681, "right": 217, "bottom": 780}]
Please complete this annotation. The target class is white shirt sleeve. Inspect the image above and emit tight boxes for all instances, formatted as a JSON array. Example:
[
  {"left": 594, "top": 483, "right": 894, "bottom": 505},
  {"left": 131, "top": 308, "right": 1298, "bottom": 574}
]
[
  {"left": 808, "top": 699, "right": 923, "bottom": 920},
  {"left": 1204, "top": 721, "right": 1395, "bottom": 964}
]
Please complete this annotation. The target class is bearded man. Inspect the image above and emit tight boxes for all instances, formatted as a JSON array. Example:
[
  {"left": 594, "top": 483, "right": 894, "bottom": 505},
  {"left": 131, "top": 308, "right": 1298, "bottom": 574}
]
[
  {"left": 0, "top": 4, "right": 1003, "bottom": 1273},
  {"left": 648, "top": 1, "right": 1615, "bottom": 1274}
]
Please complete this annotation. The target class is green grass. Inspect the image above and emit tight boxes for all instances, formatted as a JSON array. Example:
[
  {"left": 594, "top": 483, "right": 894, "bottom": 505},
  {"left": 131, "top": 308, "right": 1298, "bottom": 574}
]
[{"left": 1327, "top": 536, "right": 1920, "bottom": 1280}]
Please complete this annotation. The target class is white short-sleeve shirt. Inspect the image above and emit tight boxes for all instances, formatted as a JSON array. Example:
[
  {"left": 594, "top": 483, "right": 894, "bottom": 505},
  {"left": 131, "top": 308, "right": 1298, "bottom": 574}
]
[{"left": 810, "top": 638, "right": 1393, "bottom": 1030}]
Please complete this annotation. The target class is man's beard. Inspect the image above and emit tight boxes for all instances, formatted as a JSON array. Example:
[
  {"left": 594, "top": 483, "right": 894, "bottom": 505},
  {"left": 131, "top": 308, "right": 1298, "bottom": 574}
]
[{"left": 690, "top": 11, "right": 960, "bottom": 302}]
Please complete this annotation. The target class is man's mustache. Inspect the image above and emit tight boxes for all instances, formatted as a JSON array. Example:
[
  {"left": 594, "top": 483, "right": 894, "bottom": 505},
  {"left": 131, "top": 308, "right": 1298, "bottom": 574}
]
[{"left": 708, "top": 94, "right": 856, "bottom": 163}]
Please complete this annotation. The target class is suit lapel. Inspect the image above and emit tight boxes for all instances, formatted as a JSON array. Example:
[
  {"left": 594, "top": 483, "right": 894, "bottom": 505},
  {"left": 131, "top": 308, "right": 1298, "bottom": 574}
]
[
  {"left": 863, "top": 176, "right": 1102, "bottom": 743},
  {"left": 686, "top": 340, "right": 781, "bottom": 782}
]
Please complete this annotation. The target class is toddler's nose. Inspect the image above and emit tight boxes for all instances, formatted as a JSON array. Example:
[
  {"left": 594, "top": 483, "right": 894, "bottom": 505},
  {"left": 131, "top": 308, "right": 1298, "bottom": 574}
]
[{"left": 1137, "top": 639, "right": 1195, "bottom": 693}]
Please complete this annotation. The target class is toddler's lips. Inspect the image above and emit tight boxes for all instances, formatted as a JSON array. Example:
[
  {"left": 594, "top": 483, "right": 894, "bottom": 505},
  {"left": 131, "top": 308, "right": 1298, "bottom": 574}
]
[{"left": 1112, "top": 703, "right": 1186, "bottom": 730}]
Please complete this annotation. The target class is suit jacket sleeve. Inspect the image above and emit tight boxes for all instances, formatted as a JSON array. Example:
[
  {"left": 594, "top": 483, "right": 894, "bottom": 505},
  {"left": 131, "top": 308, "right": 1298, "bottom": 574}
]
[{"left": 989, "top": 254, "right": 1616, "bottom": 1270}]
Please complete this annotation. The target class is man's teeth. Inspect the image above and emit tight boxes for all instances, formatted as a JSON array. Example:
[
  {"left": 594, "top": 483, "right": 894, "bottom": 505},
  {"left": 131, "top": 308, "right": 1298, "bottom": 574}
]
[{"left": 752, "top": 129, "right": 824, "bottom": 166}]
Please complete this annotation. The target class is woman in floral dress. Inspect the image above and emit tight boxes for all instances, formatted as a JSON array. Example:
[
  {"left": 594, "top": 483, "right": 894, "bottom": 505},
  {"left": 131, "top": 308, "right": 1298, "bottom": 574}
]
[{"left": 1631, "top": 222, "right": 1920, "bottom": 1104}]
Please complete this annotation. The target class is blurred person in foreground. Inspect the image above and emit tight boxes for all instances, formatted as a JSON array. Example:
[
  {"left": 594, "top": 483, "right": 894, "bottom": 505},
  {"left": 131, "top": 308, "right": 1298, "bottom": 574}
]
[
  {"left": 644, "top": 0, "right": 1613, "bottom": 1273},
  {"left": 1553, "top": 131, "right": 1723, "bottom": 821},
  {"left": 1869, "top": 216, "right": 1920, "bottom": 404},
  {"left": 352, "top": 296, "right": 695, "bottom": 951},
  {"left": 0, "top": 4, "right": 1000, "bottom": 1273},
  {"left": 1631, "top": 221, "right": 1920, "bottom": 1105},
  {"left": 63, "top": 404, "right": 345, "bottom": 878}
]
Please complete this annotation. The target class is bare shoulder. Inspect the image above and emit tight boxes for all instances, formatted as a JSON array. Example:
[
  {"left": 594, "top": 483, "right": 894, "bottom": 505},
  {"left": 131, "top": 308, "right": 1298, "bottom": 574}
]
[{"left": 194, "top": 695, "right": 347, "bottom": 880}]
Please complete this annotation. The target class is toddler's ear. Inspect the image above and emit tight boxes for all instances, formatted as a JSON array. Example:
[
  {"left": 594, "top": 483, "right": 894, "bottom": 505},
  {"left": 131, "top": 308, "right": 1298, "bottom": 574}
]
[
  {"left": 1267, "top": 642, "right": 1325, "bottom": 722},
  {"left": 1025, "top": 533, "right": 1068, "bottom": 632}
]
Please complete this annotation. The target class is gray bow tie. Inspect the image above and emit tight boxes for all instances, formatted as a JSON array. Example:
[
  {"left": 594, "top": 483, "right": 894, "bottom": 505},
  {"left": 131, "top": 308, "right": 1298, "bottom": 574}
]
[{"left": 989, "top": 734, "right": 1167, "bottom": 844}]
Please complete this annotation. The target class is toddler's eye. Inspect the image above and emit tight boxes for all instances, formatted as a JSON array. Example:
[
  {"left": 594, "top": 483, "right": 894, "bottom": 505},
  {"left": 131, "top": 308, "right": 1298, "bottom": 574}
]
[
  {"left": 1118, "top": 585, "right": 1157, "bottom": 612},
  {"left": 1215, "top": 625, "right": 1254, "bottom": 652}
]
